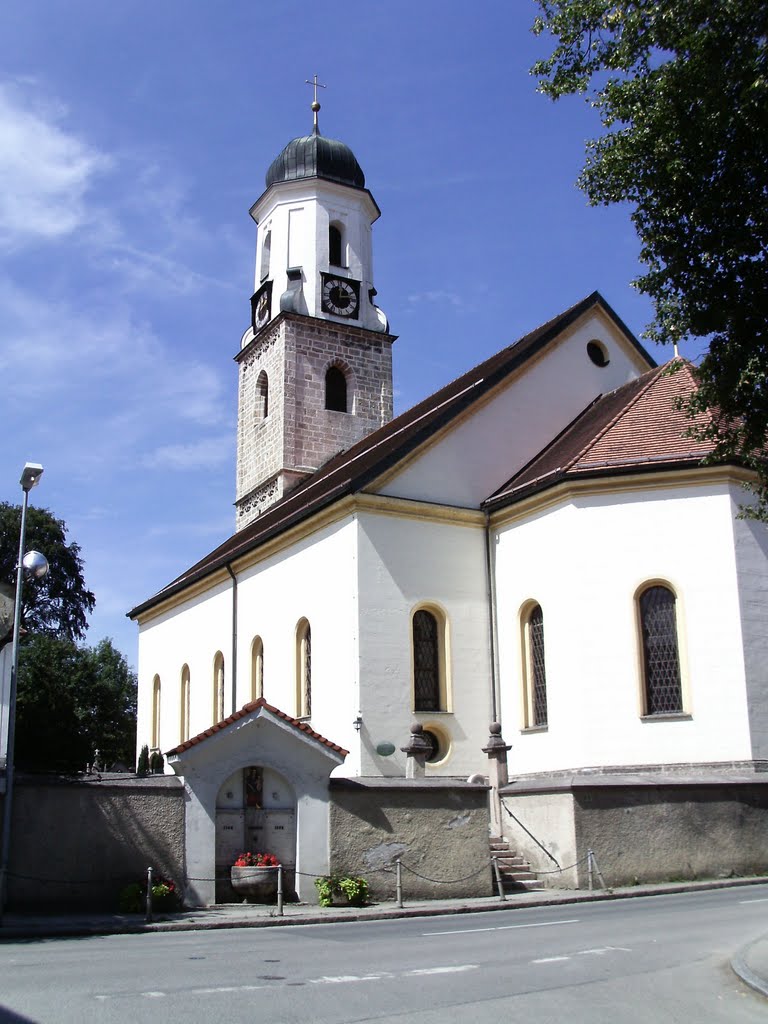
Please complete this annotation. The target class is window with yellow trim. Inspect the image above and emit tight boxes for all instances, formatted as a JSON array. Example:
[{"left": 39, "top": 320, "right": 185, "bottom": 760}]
[{"left": 638, "top": 584, "right": 683, "bottom": 715}]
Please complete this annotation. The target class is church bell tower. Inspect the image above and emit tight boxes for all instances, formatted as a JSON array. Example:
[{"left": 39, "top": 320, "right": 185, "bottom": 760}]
[{"left": 234, "top": 87, "right": 395, "bottom": 530}]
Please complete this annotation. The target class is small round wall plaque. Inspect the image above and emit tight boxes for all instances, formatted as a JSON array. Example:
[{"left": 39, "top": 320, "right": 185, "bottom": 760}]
[{"left": 376, "top": 742, "right": 396, "bottom": 757}]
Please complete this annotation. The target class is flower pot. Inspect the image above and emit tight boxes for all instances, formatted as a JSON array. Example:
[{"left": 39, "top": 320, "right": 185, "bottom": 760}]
[{"left": 230, "top": 865, "right": 279, "bottom": 903}]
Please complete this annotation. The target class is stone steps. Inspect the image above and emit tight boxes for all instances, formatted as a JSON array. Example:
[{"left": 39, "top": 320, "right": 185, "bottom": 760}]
[{"left": 490, "top": 836, "right": 540, "bottom": 891}]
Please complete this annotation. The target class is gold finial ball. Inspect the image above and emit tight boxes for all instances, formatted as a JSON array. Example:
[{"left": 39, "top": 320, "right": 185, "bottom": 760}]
[{"left": 311, "top": 100, "right": 321, "bottom": 112}]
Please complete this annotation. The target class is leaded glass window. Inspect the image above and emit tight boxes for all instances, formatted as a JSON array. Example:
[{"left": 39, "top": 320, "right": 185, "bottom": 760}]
[
  {"left": 639, "top": 585, "right": 683, "bottom": 714},
  {"left": 527, "top": 604, "right": 548, "bottom": 727},
  {"left": 413, "top": 610, "right": 440, "bottom": 711}
]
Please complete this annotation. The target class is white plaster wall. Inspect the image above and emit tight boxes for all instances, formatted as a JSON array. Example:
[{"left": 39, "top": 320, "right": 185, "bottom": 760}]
[
  {"left": 355, "top": 511, "right": 493, "bottom": 778},
  {"left": 731, "top": 491, "right": 768, "bottom": 760},
  {"left": 495, "top": 482, "right": 753, "bottom": 774},
  {"left": 136, "top": 516, "right": 361, "bottom": 770},
  {"left": 378, "top": 311, "right": 649, "bottom": 507},
  {"left": 136, "top": 577, "right": 233, "bottom": 760},
  {"left": 234, "top": 516, "right": 360, "bottom": 766},
  {"left": 251, "top": 179, "right": 381, "bottom": 332}
]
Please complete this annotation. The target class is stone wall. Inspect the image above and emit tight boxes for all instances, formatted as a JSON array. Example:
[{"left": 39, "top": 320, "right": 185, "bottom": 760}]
[
  {"left": 329, "top": 778, "right": 493, "bottom": 900},
  {"left": 502, "top": 770, "right": 768, "bottom": 889},
  {"left": 1, "top": 773, "right": 184, "bottom": 910}
]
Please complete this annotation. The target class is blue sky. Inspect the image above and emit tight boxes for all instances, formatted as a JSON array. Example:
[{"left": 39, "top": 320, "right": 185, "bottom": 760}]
[{"left": 1, "top": 2, "right": 679, "bottom": 666}]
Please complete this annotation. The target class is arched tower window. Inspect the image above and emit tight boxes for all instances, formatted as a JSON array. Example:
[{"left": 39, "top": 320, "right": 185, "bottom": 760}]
[
  {"left": 251, "top": 636, "right": 264, "bottom": 701},
  {"left": 329, "top": 223, "right": 344, "bottom": 267},
  {"left": 180, "top": 664, "right": 190, "bottom": 743},
  {"left": 255, "top": 370, "right": 269, "bottom": 420},
  {"left": 151, "top": 674, "right": 161, "bottom": 749},
  {"left": 325, "top": 365, "right": 348, "bottom": 412},
  {"left": 213, "top": 651, "right": 225, "bottom": 724},
  {"left": 522, "top": 603, "right": 548, "bottom": 728},
  {"left": 412, "top": 606, "right": 448, "bottom": 712},
  {"left": 260, "top": 229, "right": 271, "bottom": 281},
  {"left": 296, "top": 619, "right": 311, "bottom": 718},
  {"left": 637, "top": 584, "right": 683, "bottom": 715}
]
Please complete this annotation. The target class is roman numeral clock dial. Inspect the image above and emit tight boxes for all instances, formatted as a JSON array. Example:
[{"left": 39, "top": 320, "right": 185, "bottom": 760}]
[{"left": 321, "top": 273, "right": 360, "bottom": 318}]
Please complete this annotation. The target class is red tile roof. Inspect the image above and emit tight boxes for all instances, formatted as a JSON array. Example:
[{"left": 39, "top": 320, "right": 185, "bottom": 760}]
[
  {"left": 165, "top": 697, "right": 349, "bottom": 758},
  {"left": 129, "top": 292, "right": 652, "bottom": 617},
  {"left": 487, "top": 360, "right": 718, "bottom": 506}
]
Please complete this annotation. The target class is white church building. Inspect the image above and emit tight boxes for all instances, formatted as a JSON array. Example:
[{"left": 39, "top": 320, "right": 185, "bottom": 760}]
[{"left": 129, "top": 103, "right": 768, "bottom": 903}]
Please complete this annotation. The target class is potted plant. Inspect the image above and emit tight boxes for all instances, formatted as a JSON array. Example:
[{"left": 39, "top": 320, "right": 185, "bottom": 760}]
[
  {"left": 230, "top": 852, "right": 280, "bottom": 903},
  {"left": 314, "top": 873, "right": 369, "bottom": 907}
]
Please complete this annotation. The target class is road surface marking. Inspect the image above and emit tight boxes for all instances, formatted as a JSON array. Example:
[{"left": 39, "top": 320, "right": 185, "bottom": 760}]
[
  {"left": 423, "top": 918, "right": 579, "bottom": 936},
  {"left": 576, "top": 947, "right": 632, "bottom": 956},
  {"left": 740, "top": 898, "right": 768, "bottom": 904},
  {"left": 310, "top": 975, "right": 389, "bottom": 985},
  {"left": 407, "top": 965, "right": 478, "bottom": 976},
  {"left": 532, "top": 956, "right": 570, "bottom": 963}
]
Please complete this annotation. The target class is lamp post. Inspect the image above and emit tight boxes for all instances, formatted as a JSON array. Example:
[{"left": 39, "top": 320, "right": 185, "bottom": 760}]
[{"left": 0, "top": 463, "right": 48, "bottom": 921}]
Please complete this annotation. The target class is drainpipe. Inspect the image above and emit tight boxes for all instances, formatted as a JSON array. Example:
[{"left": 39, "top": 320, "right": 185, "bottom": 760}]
[
  {"left": 225, "top": 564, "right": 238, "bottom": 714},
  {"left": 484, "top": 509, "right": 500, "bottom": 724}
]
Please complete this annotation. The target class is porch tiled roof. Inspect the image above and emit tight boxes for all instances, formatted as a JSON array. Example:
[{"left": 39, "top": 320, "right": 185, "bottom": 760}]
[{"left": 165, "top": 697, "right": 349, "bottom": 758}]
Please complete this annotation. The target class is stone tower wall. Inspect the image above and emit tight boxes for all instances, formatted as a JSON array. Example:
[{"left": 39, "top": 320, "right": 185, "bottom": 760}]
[{"left": 235, "top": 313, "right": 394, "bottom": 531}]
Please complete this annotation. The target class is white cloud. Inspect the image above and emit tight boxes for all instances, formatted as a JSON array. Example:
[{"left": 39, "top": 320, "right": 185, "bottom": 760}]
[
  {"left": 0, "top": 79, "right": 110, "bottom": 245},
  {"left": 142, "top": 436, "right": 233, "bottom": 471},
  {"left": 407, "top": 289, "right": 464, "bottom": 308}
]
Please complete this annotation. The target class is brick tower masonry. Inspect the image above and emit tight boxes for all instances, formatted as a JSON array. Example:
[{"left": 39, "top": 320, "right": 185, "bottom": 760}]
[{"left": 235, "top": 311, "right": 395, "bottom": 530}]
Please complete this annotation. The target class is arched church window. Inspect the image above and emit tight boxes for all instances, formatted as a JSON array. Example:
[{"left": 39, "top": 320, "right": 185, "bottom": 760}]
[
  {"left": 412, "top": 607, "right": 448, "bottom": 712},
  {"left": 179, "top": 664, "right": 190, "bottom": 743},
  {"left": 260, "top": 229, "right": 271, "bottom": 281},
  {"left": 251, "top": 636, "right": 264, "bottom": 701},
  {"left": 151, "top": 674, "right": 161, "bottom": 749},
  {"left": 325, "top": 365, "right": 348, "bottom": 412},
  {"left": 522, "top": 603, "right": 548, "bottom": 728},
  {"left": 256, "top": 370, "right": 269, "bottom": 420},
  {"left": 329, "top": 223, "right": 344, "bottom": 267},
  {"left": 637, "top": 584, "right": 683, "bottom": 715},
  {"left": 296, "top": 619, "right": 311, "bottom": 718},
  {"left": 213, "top": 651, "right": 225, "bottom": 724}
]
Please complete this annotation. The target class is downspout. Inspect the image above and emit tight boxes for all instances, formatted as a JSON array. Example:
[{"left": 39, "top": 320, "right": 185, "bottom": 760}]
[
  {"left": 484, "top": 509, "right": 500, "bottom": 724},
  {"left": 225, "top": 564, "right": 238, "bottom": 714}
]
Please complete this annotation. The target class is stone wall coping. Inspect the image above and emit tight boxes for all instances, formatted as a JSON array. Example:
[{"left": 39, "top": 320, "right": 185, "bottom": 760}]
[
  {"left": 15, "top": 772, "right": 184, "bottom": 791},
  {"left": 330, "top": 776, "right": 489, "bottom": 792},
  {"left": 502, "top": 771, "right": 768, "bottom": 795}
]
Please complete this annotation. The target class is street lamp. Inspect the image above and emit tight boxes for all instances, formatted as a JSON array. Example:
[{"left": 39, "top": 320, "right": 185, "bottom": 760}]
[{"left": 0, "top": 463, "right": 49, "bottom": 922}]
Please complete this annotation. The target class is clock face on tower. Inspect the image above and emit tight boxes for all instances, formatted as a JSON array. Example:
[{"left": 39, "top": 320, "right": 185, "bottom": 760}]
[
  {"left": 251, "top": 281, "right": 272, "bottom": 332},
  {"left": 321, "top": 273, "right": 360, "bottom": 319}
]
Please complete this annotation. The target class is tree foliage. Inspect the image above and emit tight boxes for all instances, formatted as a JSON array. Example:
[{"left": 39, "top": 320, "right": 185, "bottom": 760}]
[
  {"left": 532, "top": 1, "right": 768, "bottom": 511},
  {"left": 15, "top": 635, "right": 137, "bottom": 772},
  {"left": 0, "top": 503, "right": 95, "bottom": 640}
]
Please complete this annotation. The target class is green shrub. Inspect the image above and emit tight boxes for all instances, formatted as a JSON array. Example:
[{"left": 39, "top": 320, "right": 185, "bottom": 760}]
[{"left": 136, "top": 744, "right": 150, "bottom": 775}]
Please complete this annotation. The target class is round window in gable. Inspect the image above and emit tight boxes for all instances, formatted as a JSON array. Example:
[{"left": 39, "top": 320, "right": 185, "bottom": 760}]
[{"left": 587, "top": 340, "right": 610, "bottom": 367}]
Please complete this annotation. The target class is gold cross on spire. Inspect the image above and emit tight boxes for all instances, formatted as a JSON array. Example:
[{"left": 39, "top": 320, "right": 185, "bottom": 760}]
[{"left": 305, "top": 74, "right": 327, "bottom": 133}]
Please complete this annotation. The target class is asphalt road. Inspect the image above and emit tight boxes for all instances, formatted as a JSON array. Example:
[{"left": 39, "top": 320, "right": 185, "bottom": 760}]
[{"left": 2, "top": 886, "right": 768, "bottom": 1023}]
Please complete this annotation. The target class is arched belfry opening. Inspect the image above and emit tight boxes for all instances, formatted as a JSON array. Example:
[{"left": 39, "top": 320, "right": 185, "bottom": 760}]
[
  {"left": 328, "top": 223, "right": 344, "bottom": 267},
  {"left": 325, "top": 365, "right": 348, "bottom": 412}
]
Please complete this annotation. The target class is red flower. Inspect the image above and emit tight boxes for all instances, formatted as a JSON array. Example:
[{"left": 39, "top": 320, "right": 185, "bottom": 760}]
[{"left": 233, "top": 852, "right": 279, "bottom": 867}]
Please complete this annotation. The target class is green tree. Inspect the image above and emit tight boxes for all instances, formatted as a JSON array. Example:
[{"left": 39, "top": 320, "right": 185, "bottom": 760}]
[
  {"left": 532, "top": 1, "right": 768, "bottom": 511},
  {"left": 15, "top": 634, "right": 137, "bottom": 772},
  {"left": 0, "top": 503, "right": 95, "bottom": 640}
]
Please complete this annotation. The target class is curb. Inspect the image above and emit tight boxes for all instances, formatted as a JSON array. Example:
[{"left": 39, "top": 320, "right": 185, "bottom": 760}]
[{"left": 731, "top": 939, "right": 768, "bottom": 1000}]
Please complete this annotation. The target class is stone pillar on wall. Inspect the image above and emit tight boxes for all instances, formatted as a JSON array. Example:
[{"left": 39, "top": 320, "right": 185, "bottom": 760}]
[
  {"left": 401, "top": 722, "right": 431, "bottom": 779},
  {"left": 483, "top": 722, "right": 511, "bottom": 838}
]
